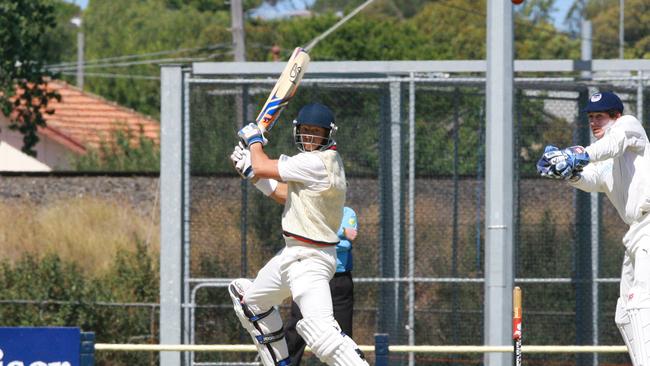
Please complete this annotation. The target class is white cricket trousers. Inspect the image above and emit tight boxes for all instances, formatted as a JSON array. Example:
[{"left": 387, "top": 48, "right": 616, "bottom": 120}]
[
  {"left": 620, "top": 211, "right": 650, "bottom": 303},
  {"left": 242, "top": 236, "right": 338, "bottom": 322}
]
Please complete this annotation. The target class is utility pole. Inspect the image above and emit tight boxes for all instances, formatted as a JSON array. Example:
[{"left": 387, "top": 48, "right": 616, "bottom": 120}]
[
  {"left": 71, "top": 16, "right": 84, "bottom": 90},
  {"left": 230, "top": 0, "right": 247, "bottom": 129},
  {"left": 230, "top": 0, "right": 246, "bottom": 62},
  {"left": 619, "top": 0, "right": 624, "bottom": 58}
]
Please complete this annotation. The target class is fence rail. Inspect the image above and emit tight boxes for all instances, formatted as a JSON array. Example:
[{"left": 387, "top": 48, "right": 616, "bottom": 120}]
[{"left": 94, "top": 343, "right": 628, "bottom": 354}]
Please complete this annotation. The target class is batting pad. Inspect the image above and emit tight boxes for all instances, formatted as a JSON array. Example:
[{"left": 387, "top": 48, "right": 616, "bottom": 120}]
[
  {"left": 628, "top": 308, "right": 650, "bottom": 366},
  {"left": 296, "top": 317, "right": 368, "bottom": 366},
  {"left": 616, "top": 297, "right": 640, "bottom": 366},
  {"left": 229, "top": 279, "right": 290, "bottom": 366}
]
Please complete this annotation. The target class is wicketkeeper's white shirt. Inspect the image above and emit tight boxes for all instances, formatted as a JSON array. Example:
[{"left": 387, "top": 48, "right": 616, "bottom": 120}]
[{"left": 570, "top": 115, "right": 650, "bottom": 226}]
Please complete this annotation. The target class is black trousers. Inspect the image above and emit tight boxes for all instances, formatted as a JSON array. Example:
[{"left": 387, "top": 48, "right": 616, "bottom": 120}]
[{"left": 284, "top": 271, "right": 354, "bottom": 365}]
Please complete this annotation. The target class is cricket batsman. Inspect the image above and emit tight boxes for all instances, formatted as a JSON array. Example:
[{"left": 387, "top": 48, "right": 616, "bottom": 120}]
[
  {"left": 228, "top": 103, "right": 369, "bottom": 366},
  {"left": 536, "top": 91, "right": 650, "bottom": 366}
]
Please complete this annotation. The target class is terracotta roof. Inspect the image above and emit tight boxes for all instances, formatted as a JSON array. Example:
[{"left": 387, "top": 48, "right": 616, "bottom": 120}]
[{"left": 41, "top": 81, "right": 160, "bottom": 154}]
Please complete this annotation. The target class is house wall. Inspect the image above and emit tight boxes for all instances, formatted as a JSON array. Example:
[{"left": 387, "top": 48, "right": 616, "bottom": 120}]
[{"left": 0, "top": 117, "right": 76, "bottom": 170}]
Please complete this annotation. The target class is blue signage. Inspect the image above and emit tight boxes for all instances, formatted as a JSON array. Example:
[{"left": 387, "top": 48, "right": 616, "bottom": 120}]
[{"left": 0, "top": 327, "right": 80, "bottom": 366}]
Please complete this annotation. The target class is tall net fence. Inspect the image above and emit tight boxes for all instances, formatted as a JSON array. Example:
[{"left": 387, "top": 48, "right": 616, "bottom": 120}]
[{"left": 180, "top": 69, "right": 649, "bottom": 365}]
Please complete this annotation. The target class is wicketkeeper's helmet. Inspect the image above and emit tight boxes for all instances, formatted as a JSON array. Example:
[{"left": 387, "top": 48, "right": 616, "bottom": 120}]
[{"left": 293, "top": 103, "right": 337, "bottom": 152}]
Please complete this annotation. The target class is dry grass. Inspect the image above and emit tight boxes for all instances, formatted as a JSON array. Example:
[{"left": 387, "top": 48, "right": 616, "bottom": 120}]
[{"left": 0, "top": 197, "right": 159, "bottom": 275}]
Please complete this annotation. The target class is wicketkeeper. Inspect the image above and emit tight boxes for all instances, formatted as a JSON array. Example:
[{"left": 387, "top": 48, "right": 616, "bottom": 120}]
[
  {"left": 229, "top": 103, "right": 368, "bottom": 366},
  {"left": 537, "top": 91, "right": 650, "bottom": 366}
]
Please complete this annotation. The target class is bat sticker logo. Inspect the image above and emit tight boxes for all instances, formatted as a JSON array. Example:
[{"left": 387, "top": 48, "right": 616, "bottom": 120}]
[
  {"left": 262, "top": 113, "right": 274, "bottom": 124},
  {"left": 289, "top": 63, "right": 302, "bottom": 82}
]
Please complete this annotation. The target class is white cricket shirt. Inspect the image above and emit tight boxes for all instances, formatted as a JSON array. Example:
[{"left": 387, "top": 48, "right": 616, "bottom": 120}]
[
  {"left": 570, "top": 115, "right": 650, "bottom": 225},
  {"left": 278, "top": 150, "right": 346, "bottom": 244}
]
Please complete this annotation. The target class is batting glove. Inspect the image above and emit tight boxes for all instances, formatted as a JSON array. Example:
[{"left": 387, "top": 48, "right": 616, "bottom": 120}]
[
  {"left": 237, "top": 123, "right": 268, "bottom": 147},
  {"left": 230, "top": 142, "right": 254, "bottom": 179}
]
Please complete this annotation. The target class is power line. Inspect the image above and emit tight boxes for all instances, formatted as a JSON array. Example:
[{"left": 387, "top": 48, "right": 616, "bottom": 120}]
[
  {"left": 48, "top": 51, "right": 232, "bottom": 72},
  {"left": 46, "top": 43, "right": 231, "bottom": 68},
  {"left": 60, "top": 71, "right": 160, "bottom": 80}
]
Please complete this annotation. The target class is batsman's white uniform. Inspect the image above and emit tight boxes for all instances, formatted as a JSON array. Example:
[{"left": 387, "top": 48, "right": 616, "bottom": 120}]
[
  {"left": 569, "top": 115, "right": 650, "bottom": 365},
  {"left": 230, "top": 149, "right": 369, "bottom": 366}
]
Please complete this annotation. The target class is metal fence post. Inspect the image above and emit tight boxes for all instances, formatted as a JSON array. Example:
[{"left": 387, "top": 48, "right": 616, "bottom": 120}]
[
  {"left": 575, "top": 89, "right": 594, "bottom": 366},
  {"left": 375, "top": 333, "right": 389, "bottom": 366},
  {"left": 80, "top": 332, "right": 95, "bottom": 366},
  {"left": 160, "top": 64, "right": 184, "bottom": 366},
  {"left": 379, "top": 81, "right": 405, "bottom": 346}
]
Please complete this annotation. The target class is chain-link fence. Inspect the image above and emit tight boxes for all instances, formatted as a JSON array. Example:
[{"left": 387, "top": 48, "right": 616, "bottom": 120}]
[{"left": 167, "top": 63, "right": 650, "bottom": 366}]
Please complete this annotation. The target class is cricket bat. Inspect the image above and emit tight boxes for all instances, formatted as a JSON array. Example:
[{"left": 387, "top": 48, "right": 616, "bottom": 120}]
[
  {"left": 513, "top": 286, "right": 522, "bottom": 366},
  {"left": 255, "top": 47, "right": 310, "bottom": 133}
]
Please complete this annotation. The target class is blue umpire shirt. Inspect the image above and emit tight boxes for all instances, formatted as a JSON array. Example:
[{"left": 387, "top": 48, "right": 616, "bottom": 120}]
[{"left": 336, "top": 207, "right": 357, "bottom": 273}]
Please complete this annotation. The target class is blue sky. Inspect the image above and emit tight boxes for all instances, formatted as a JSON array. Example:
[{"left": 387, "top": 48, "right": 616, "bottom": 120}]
[
  {"left": 65, "top": 0, "right": 573, "bottom": 29},
  {"left": 65, "top": 0, "right": 87, "bottom": 9},
  {"left": 550, "top": 1, "right": 573, "bottom": 30}
]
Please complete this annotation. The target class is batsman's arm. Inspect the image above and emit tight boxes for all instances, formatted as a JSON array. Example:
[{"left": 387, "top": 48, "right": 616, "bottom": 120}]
[
  {"left": 268, "top": 183, "right": 287, "bottom": 204},
  {"left": 250, "top": 144, "right": 281, "bottom": 180},
  {"left": 248, "top": 144, "right": 288, "bottom": 204}
]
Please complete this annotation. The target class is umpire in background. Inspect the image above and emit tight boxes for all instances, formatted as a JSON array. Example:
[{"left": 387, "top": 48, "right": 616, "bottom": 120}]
[{"left": 284, "top": 206, "right": 358, "bottom": 365}]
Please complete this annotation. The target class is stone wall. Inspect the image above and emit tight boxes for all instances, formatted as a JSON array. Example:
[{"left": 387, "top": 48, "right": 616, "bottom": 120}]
[{"left": 0, "top": 173, "right": 159, "bottom": 217}]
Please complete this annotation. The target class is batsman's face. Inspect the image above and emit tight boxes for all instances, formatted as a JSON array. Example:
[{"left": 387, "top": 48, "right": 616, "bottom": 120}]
[
  {"left": 588, "top": 112, "right": 614, "bottom": 139},
  {"left": 298, "top": 125, "right": 327, "bottom": 151}
]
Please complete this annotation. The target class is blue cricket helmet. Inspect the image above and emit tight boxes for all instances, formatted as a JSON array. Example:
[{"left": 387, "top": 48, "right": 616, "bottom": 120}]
[
  {"left": 293, "top": 103, "right": 337, "bottom": 151},
  {"left": 295, "top": 103, "right": 336, "bottom": 128},
  {"left": 583, "top": 91, "right": 624, "bottom": 114}
]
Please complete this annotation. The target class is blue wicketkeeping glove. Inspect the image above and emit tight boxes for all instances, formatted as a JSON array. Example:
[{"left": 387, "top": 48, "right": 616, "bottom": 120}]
[
  {"left": 536, "top": 145, "right": 563, "bottom": 179},
  {"left": 237, "top": 123, "right": 268, "bottom": 147},
  {"left": 558, "top": 146, "right": 590, "bottom": 177},
  {"left": 537, "top": 145, "right": 589, "bottom": 180}
]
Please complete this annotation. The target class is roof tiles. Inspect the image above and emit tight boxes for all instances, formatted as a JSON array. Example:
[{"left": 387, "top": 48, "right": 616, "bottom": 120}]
[{"left": 42, "top": 81, "right": 160, "bottom": 154}]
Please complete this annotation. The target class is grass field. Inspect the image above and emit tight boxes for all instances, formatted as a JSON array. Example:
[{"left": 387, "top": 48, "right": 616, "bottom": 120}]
[{"left": 0, "top": 197, "right": 159, "bottom": 274}]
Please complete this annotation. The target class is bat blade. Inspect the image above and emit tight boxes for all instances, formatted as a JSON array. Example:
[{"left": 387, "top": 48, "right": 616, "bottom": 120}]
[{"left": 256, "top": 47, "right": 310, "bottom": 132}]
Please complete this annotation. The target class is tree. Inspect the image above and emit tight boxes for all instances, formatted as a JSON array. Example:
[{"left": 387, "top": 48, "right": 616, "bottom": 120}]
[
  {"left": 585, "top": 0, "right": 650, "bottom": 58},
  {"left": 81, "top": 0, "right": 239, "bottom": 118},
  {"left": 565, "top": 0, "right": 650, "bottom": 59},
  {"left": 42, "top": 0, "right": 81, "bottom": 66},
  {"left": 0, "top": 0, "right": 62, "bottom": 156}
]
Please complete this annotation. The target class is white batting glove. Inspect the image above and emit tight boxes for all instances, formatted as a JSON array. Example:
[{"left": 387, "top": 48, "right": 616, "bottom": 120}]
[
  {"left": 230, "top": 142, "right": 254, "bottom": 179},
  {"left": 237, "top": 123, "right": 268, "bottom": 147}
]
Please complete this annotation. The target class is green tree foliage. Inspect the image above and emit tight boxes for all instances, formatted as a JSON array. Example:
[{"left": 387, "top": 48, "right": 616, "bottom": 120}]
[
  {"left": 72, "top": 124, "right": 160, "bottom": 172},
  {"left": 75, "top": 0, "right": 584, "bottom": 119},
  {"left": 247, "top": 0, "right": 581, "bottom": 63},
  {"left": 0, "top": 0, "right": 62, "bottom": 156},
  {"left": 0, "top": 242, "right": 159, "bottom": 366},
  {"left": 585, "top": 0, "right": 650, "bottom": 58},
  {"left": 313, "top": 0, "right": 433, "bottom": 19},
  {"left": 42, "top": 0, "right": 81, "bottom": 65},
  {"left": 82, "top": 0, "right": 235, "bottom": 117}
]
